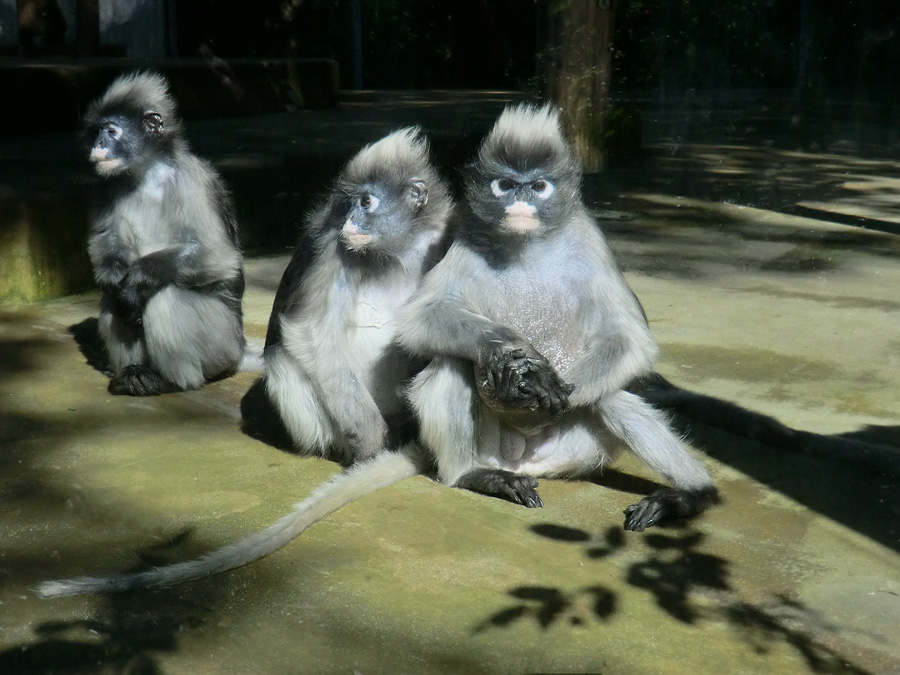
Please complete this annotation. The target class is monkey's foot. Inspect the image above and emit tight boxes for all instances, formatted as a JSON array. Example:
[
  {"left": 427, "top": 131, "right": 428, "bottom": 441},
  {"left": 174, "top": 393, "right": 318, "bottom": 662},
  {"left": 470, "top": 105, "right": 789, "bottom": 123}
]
[
  {"left": 623, "top": 486, "right": 719, "bottom": 532},
  {"left": 109, "top": 365, "right": 182, "bottom": 396},
  {"left": 457, "top": 468, "right": 543, "bottom": 508}
]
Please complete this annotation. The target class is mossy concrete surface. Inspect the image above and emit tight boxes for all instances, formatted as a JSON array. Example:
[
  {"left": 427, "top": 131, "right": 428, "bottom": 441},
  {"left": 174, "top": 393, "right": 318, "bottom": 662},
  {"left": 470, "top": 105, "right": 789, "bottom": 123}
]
[{"left": 1, "top": 103, "right": 899, "bottom": 673}]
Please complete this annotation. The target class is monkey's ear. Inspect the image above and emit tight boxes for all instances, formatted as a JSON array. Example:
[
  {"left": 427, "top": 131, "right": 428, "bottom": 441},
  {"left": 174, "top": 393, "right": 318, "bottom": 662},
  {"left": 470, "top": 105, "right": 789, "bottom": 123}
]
[
  {"left": 408, "top": 179, "right": 428, "bottom": 212},
  {"left": 143, "top": 111, "right": 165, "bottom": 136}
]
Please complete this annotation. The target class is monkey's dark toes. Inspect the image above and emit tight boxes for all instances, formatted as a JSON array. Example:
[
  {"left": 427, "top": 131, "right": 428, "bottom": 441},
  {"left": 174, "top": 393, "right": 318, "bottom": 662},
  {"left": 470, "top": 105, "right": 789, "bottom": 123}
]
[
  {"left": 623, "top": 499, "right": 663, "bottom": 532},
  {"left": 109, "top": 365, "right": 181, "bottom": 396},
  {"left": 623, "top": 486, "right": 718, "bottom": 531},
  {"left": 456, "top": 468, "right": 543, "bottom": 508}
]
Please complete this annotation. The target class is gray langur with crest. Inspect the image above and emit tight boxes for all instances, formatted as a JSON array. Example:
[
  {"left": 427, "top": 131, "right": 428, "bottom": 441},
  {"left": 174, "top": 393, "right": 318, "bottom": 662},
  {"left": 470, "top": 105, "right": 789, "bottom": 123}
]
[
  {"left": 37, "top": 128, "right": 453, "bottom": 597},
  {"left": 83, "top": 71, "right": 259, "bottom": 396},
  {"left": 396, "top": 103, "right": 717, "bottom": 531}
]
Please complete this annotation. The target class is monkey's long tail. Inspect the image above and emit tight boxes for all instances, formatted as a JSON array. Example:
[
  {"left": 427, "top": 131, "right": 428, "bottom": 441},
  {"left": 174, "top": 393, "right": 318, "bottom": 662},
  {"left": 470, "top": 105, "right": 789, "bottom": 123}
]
[{"left": 36, "top": 449, "right": 420, "bottom": 598}]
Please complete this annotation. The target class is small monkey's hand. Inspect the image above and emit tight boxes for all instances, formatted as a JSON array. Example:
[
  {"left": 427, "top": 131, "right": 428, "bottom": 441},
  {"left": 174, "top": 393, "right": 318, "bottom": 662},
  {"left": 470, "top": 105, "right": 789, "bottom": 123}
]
[
  {"left": 116, "top": 254, "right": 179, "bottom": 321},
  {"left": 482, "top": 347, "right": 574, "bottom": 417}
]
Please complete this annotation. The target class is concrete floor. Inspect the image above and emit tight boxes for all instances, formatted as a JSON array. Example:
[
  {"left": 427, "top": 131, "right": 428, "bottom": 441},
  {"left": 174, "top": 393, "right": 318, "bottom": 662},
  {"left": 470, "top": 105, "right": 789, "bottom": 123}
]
[{"left": 2, "top": 100, "right": 900, "bottom": 674}]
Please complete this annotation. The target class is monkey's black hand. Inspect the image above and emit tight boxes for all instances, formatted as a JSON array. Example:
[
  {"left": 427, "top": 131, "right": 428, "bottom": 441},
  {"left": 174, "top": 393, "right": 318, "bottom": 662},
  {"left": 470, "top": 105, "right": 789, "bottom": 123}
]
[
  {"left": 623, "top": 486, "right": 719, "bottom": 532},
  {"left": 484, "top": 348, "right": 574, "bottom": 416},
  {"left": 117, "top": 254, "right": 179, "bottom": 322},
  {"left": 96, "top": 255, "right": 130, "bottom": 288},
  {"left": 456, "top": 468, "right": 543, "bottom": 508}
]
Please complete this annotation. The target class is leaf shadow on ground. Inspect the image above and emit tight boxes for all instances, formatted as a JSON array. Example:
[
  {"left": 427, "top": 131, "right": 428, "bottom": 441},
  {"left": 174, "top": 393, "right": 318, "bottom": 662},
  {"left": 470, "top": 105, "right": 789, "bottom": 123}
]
[{"left": 476, "top": 522, "right": 874, "bottom": 675}]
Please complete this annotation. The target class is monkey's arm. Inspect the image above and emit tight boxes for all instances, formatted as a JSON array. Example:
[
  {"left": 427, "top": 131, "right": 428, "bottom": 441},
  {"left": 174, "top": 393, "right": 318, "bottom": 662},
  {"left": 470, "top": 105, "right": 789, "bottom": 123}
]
[
  {"left": 87, "top": 221, "right": 131, "bottom": 289},
  {"left": 561, "top": 326, "right": 657, "bottom": 406},
  {"left": 398, "top": 253, "right": 571, "bottom": 415},
  {"left": 116, "top": 239, "right": 240, "bottom": 320},
  {"left": 559, "top": 262, "right": 659, "bottom": 406},
  {"left": 398, "top": 247, "right": 531, "bottom": 361}
]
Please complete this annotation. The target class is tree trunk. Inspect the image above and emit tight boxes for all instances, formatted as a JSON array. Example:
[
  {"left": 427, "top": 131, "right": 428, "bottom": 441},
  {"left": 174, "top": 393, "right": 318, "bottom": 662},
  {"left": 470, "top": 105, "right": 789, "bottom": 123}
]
[{"left": 544, "top": 0, "right": 618, "bottom": 173}]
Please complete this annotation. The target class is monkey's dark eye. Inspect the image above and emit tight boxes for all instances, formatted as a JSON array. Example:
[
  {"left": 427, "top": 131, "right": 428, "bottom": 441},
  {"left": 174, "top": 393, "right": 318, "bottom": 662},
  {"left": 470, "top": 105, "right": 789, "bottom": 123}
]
[
  {"left": 490, "top": 178, "right": 517, "bottom": 197},
  {"left": 104, "top": 124, "right": 123, "bottom": 141},
  {"left": 532, "top": 180, "right": 555, "bottom": 199},
  {"left": 359, "top": 193, "right": 380, "bottom": 213}
]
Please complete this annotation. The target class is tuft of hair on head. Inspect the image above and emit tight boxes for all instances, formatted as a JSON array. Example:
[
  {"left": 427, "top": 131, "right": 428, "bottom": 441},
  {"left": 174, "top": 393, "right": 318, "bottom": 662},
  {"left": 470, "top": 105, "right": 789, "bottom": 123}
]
[
  {"left": 476, "top": 103, "right": 580, "bottom": 181},
  {"left": 341, "top": 127, "right": 434, "bottom": 192},
  {"left": 85, "top": 71, "right": 181, "bottom": 136}
]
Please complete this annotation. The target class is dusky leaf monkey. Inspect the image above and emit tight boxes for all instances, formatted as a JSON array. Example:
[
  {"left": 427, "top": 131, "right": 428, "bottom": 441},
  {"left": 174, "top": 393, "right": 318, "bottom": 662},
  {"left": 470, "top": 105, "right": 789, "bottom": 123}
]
[
  {"left": 261, "top": 126, "right": 453, "bottom": 464},
  {"left": 396, "top": 103, "right": 717, "bottom": 531},
  {"left": 84, "top": 71, "right": 260, "bottom": 396}
]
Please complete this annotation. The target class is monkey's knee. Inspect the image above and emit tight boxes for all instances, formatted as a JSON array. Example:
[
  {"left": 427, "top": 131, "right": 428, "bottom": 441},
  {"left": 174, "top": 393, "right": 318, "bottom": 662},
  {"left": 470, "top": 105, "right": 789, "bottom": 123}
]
[
  {"left": 623, "top": 485, "right": 719, "bottom": 532},
  {"left": 456, "top": 468, "right": 543, "bottom": 508},
  {"left": 143, "top": 289, "right": 242, "bottom": 388},
  {"left": 264, "top": 348, "right": 337, "bottom": 455}
]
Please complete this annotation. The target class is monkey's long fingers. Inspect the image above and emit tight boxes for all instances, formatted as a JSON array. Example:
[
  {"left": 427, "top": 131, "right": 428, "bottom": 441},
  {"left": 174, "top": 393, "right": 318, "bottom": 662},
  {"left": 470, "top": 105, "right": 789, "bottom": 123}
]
[
  {"left": 623, "top": 486, "right": 718, "bottom": 531},
  {"left": 524, "top": 365, "right": 573, "bottom": 415},
  {"left": 457, "top": 469, "right": 543, "bottom": 508}
]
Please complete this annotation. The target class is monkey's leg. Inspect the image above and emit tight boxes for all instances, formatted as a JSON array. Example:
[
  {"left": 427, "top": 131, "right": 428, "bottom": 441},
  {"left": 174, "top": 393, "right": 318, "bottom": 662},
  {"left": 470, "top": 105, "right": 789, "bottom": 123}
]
[
  {"left": 597, "top": 391, "right": 718, "bottom": 531},
  {"left": 142, "top": 287, "right": 244, "bottom": 393},
  {"left": 409, "top": 358, "right": 543, "bottom": 507},
  {"left": 97, "top": 300, "right": 175, "bottom": 396},
  {"left": 264, "top": 344, "right": 341, "bottom": 459},
  {"left": 98, "top": 304, "right": 146, "bottom": 372}
]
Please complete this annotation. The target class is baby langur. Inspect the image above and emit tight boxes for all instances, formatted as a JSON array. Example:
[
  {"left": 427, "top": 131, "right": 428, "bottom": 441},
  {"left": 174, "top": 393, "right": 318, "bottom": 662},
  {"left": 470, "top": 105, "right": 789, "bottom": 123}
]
[
  {"left": 396, "top": 103, "right": 718, "bottom": 531},
  {"left": 84, "top": 71, "right": 259, "bottom": 396},
  {"left": 37, "top": 128, "right": 452, "bottom": 597}
]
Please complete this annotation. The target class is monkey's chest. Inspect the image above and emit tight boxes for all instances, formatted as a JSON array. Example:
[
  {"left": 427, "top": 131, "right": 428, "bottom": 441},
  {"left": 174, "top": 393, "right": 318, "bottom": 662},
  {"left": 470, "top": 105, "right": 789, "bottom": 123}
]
[
  {"left": 350, "top": 278, "right": 418, "bottom": 411},
  {"left": 489, "top": 276, "right": 586, "bottom": 372},
  {"left": 116, "top": 168, "right": 178, "bottom": 255}
]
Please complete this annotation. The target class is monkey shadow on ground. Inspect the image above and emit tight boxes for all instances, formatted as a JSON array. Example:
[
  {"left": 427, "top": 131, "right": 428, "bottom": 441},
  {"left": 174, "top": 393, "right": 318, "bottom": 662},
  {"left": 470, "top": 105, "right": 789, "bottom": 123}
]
[
  {"left": 634, "top": 377, "right": 900, "bottom": 553},
  {"left": 68, "top": 317, "right": 112, "bottom": 377},
  {"left": 476, "top": 521, "right": 873, "bottom": 675},
  {"left": 0, "top": 533, "right": 228, "bottom": 675},
  {"left": 239, "top": 376, "right": 295, "bottom": 452}
]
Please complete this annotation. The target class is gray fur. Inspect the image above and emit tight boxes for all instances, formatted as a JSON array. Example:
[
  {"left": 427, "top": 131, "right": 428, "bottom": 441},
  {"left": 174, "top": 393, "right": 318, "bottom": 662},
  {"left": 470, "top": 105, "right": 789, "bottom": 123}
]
[
  {"left": 85, "top": 71, "right": 256, "bottom": 395},
  {"left": 397, "top": 104, "right": 716, "bottom": 530}
]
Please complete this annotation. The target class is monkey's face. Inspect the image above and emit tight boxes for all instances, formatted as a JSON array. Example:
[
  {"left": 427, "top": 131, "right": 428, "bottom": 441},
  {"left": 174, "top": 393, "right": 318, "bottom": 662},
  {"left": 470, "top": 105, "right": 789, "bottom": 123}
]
[
  {"left": 488, "top": 175, "right": 556, "bottom": 234},
  {"left": 469, "top": 167, "right": 576, "bottom": 239},
  {"left": 87, "top": 111, "right": 164, "bottom": 177},
  {"left": 339, "top": 178, "right": 429, "bottom": 256}
]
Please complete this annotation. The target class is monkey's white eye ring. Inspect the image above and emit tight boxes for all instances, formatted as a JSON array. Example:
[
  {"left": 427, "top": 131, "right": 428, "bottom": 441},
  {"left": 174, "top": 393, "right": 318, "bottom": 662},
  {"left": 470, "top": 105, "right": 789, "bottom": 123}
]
[
  {"left": 532, "top": 180, "right": 554, "bottom": 199},
  {"left": 360, "top": 193, "right": 380, "bottom": 212},
  {"left": 491, "top": 178, "right": 517, "bottom": 197},
  {"left": 105, "top": 124, "right": 123, "bottom": 140}
]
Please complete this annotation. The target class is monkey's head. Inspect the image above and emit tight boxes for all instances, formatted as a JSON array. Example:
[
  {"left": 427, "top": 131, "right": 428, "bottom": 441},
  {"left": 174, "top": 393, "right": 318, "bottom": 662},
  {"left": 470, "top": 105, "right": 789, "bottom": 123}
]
[
  {"left": 83, "top": 72, "right": 181, "bottom": 177},
  {"left": 334, "top": 128, "right": 452, "bottom": 262},
  {"left": 466, "top": 104, "right": 582, "bottom": 238}
]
